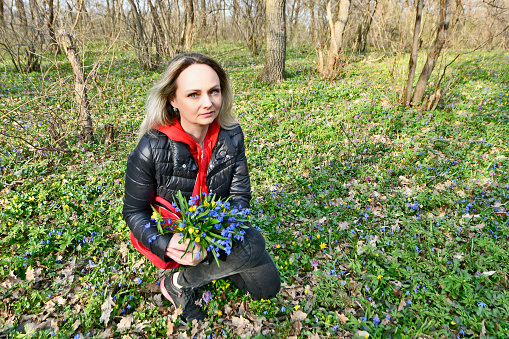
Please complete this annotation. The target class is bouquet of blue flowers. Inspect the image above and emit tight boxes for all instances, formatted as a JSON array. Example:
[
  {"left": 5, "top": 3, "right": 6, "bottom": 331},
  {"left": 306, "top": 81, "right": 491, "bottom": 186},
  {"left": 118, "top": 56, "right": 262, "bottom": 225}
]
[{"left": 152, "top": 190, "right": 250, "bottom": 267}]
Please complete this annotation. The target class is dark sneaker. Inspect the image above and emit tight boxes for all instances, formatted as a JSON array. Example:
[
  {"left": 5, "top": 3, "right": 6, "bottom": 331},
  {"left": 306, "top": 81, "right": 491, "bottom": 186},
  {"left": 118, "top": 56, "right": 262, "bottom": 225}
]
[{"left": 160, "top": 273, "right": 205, "bottom": 324}]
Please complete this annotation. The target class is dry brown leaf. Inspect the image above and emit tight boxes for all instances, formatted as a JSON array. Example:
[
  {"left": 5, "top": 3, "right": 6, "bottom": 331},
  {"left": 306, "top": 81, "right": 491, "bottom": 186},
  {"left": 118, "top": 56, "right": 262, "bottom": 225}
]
[
  {"left": 119, "top": 242, "right": 129, "bottom": 260},
  {"left": 470, "top": 223, "right": 485, "bottom": 230},
  {"left": 317, "top": 216, "right": 327, "bottom": 224},
  {"left": 116, "top": 315, "right": 133, "bottom": 333},
  {"left": 402, "top": 186, "right": 413, "bottom": 196},
  {"left": 250, "top": 315, "right": 264, "bottom": 333},
  {"left": 50, "top": 318, "right": 59, "bottom": 333},
  {"left": 291, "top": 310, "right": 307, "bottom": 321},
  {"left": 150, "top": 294, "right": 163, "bottom": 307},
  {"left": 190, "top": 321, "right": 200, "bottom": 338},
  {"left": 132, "top": 258, "right": 144, "bottom": 270},
  {"left": 356, "top": 240, "right": 366, "bottom": 255},
  {"left": 56, "top": 297, "right": 67, "bottom": 306},
  {"left": 231, "top": 316, "right": 250, "bottom": 328},
  {"left": 372, "top": 207, "right": 385, "bottom": 218},
  {"left": 337, "top": 221, "right": 350, "bottom": 230},
  {"left": 23, "top": 322, "right": 38, "bottom": 334},
  {"left": 71, "top": 319, "right": 81, "bottom": 332},
  {"left": 453, "top": 253, "right": 464, "bottom": 261},
  {"left": 337, "top": 313, "right": 348, "bottom": 324},
  {"left": 100, "top": 295, "right": 115, "bottom": 325},
  {"left": 291, "top": 321, "right": 302, "bottom": 335},
  {"left": 480, "top": 320, "right": 486, "bottom": 338},
  {"left": 230, "top": 316, "right": 254, "bottom": 337},
  {"left": 224, "top": 304, "right": 233, "bottom": 316},
  {"left": 284, "top": 285, "right": 304, "bottom": 299},
  {"left": 54, "top": 266, "right": 74, "bottom": 285},
  {"left": 166, "top": 316, "right": 175, "bottom": 336},
  {"left": 399, "top": 175, "right": 412, "bottom": 186},
  {"left": 369, "top": 235, "right": 379, "bottom": 247},
  {"left": 26, "top": 267, "right": 35, "bottom": 282},
  {"left": 34, "top": 318, "right": 55, "bottom": 331},
  {"left": 238, "top": 302, "right": 246, "bottom": 315},
  {"left": 392, "top": 287, "right": 402, "bottom": 297},
  {"left": 145, "top": 282, "right": 160, "bottom": 293},
  {"left": 309, "top": 333, "right": 320, "bottom": 339},
  {"left": 170, "top": 308, "right": 182, "bottom": 322},
  {"left": 134, "top": 321, "right": 150, "bottom": 332},
  {"left": 397, "top": 297, "right": 406, "bottom": 312},
  {"left": 1, "top": 271, "right": 22, "bottom": 289}
]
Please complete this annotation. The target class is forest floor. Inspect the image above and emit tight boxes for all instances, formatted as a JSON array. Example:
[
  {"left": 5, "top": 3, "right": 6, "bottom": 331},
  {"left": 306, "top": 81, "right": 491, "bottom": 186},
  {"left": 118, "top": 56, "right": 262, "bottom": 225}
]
[{"left": 0, "top": 43, "right": 508, "bottom": 338}]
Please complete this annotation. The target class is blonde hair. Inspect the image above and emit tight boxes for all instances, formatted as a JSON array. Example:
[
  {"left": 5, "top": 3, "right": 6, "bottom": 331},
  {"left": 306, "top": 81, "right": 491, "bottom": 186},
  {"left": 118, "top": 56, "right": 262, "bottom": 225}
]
[{"left": 137, "top": 53, "right": 238, "bottom": 141}]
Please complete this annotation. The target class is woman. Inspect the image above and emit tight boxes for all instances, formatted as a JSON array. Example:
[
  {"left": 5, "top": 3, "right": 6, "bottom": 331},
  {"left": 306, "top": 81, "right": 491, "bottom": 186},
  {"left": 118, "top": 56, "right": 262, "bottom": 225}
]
[{"left": 122, "top": 53, "right": 281, "bottom": 323}]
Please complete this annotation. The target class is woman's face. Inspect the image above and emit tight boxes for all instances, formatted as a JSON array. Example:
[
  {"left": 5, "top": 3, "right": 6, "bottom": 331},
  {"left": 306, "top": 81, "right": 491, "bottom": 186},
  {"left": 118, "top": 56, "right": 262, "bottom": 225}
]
[{"left": 170, "top": 64, "right": 222, "bottom": 132}]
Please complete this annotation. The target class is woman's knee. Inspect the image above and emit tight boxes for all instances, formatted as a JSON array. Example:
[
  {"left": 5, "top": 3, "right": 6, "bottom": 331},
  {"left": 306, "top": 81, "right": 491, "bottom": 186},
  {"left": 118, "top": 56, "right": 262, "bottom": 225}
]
[
  {"left": 250, "top": 268, "right": 281, "bottom": 300},
  {"left": 263, "top": 274, "right": 281, "bottom": 299},
  {"left": 247, "top": 252, "right": 281, "bottom": 300},
  {"left": 243, "top": 227, "right": 266, "bottom": 266}
]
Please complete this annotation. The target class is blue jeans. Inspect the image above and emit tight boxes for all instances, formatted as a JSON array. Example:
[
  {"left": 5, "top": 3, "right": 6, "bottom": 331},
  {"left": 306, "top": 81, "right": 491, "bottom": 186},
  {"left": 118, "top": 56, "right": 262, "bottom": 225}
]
[{"left": 176, "top": 226, "right": 281, "bottom": 300}]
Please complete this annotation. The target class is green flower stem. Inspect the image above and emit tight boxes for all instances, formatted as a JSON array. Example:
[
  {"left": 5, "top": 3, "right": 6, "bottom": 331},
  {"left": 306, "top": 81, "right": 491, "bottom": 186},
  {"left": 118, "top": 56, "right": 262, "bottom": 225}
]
[{"left": 205, "top": 235, "right": 226, "bottom": 250}]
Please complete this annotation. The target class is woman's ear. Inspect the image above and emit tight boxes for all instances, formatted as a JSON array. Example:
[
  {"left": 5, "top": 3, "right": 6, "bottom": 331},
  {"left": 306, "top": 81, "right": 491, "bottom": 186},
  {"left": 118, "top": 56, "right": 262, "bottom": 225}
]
[{"left": 169, "top": 97, "right": 177, "bottom": 109}]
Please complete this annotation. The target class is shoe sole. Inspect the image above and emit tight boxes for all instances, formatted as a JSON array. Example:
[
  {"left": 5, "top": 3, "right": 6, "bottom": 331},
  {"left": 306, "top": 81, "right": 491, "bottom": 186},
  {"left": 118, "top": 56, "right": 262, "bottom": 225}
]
[
  {"left": 160, "top": 276, "right": 177, "bottom": 309},
  {"left": 160, "top": 276, "right": 204, "bottom": 324}
]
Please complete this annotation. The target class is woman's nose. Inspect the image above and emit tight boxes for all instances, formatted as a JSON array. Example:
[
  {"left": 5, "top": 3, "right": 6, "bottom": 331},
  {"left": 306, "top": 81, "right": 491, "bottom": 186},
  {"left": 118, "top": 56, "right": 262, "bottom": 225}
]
[{"left": 202, "top": 95, "right": 212, "bottom": 107}]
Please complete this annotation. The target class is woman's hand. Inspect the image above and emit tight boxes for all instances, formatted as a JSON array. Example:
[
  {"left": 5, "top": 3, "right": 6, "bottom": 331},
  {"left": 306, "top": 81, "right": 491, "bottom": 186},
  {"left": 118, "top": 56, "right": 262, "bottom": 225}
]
[{"left": 165, "top": 233, "right": 205, "bottom": 266}]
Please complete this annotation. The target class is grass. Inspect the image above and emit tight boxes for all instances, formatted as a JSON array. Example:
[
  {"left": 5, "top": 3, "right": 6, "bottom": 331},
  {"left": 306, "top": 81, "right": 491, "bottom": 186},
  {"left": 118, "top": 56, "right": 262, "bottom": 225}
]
[{"left": 0, "top": 42, "right": 508, "bottom": 338}]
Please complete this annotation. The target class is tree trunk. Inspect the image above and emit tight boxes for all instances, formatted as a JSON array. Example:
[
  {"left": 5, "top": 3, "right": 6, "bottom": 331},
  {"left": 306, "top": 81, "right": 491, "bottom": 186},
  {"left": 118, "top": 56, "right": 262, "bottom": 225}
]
[
  {"left": 184, "top": 0, "right": 194, "bottom": 51},
  {"left": 233, "top": 0, "right": 239, "bottom": 27},
  {"left": 259, "top": 0, "right": 286, "bottom": 83},
  {"left": 322, "top": 0, "right": 351, "bottom": 79},
  {"left": 357, "top": 0, "right": 378, "bottom": 52},
  {"left": 148, "top": 0, "right": 166, "bottom": 56},
  {"left": 307, "top": 0, "right": 316, "bottom": 43},
  {"left": 58, "top": 29, "right": 94, "bottom": 142},
  {"left": 404, "top": 0, "right": 424, "bottom": 105},
  {"left": 46, "top": 0, "right": 59, "bottom": 52},
  {"left": 104, "top": 123, "right": 115, "bottom": 145},
  {"left": 157, "top": 0, "right": 175, "bottom": 56},
  {"left": 105, "top": 0, "right": 113, "bottom": 37},
  {"left": 200, "top": 0, "right": 206, "bottom": 31},
  {"left": 126, "top": 0, "right": 152, "bottom": 69},
  {"left": 287, "top": 0, "right": 295, "bottom": 41},
  {"left": 29, "top": 0, "right": 45, "bottom": 45},
  {"left": 412, "top": 0, "right": 450, "bottom": 104},
  {"left": 0, "top": 0, "right": 5, "bottom": 26},
  {"left": 15, "top": 0, "right": 28, "bottom": 26},
  {"left": 174, "top": 0, "right": 183, "bottom": 53},
  {"left": 13, "top": 0, "right": 40, "bottom": 73},
  {"left": 290, "top": 0, "right": 301, "bottom": 42},
  {"left": 179, "top": 0, "right": 187, "bottom": 51}
]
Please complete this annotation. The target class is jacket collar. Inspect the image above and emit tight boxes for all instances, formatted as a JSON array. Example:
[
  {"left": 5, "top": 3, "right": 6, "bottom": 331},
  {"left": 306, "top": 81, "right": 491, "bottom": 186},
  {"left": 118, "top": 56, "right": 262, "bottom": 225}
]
[{"left": 157, "top": 119, "right": 220, "bottom": 198}]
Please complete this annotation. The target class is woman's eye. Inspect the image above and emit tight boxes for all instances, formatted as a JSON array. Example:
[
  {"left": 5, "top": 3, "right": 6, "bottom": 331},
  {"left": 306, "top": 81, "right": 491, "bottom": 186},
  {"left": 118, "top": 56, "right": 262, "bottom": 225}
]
[
  {"left": 211, "top": 89, "right": 220, "bottom": 94},
  {"left": 188, "top": 93, "right": 197, "bottom": 98}
]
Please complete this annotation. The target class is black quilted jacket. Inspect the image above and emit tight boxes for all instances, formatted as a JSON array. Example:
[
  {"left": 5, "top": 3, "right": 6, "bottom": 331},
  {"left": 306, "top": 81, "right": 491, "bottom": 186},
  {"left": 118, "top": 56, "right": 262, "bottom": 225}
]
[{"left": 122, "top": 125, "right": 251, "bottom": 263}]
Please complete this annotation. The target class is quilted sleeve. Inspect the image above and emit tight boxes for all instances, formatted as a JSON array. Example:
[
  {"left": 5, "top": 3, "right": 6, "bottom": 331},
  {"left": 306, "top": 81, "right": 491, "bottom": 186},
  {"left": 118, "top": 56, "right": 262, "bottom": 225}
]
[
  {"left": 228, "top": 127, "right": 252, "bottom": 209},
  {"left": 122, "top": 134, "right": 173, "bottom": 262}
]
